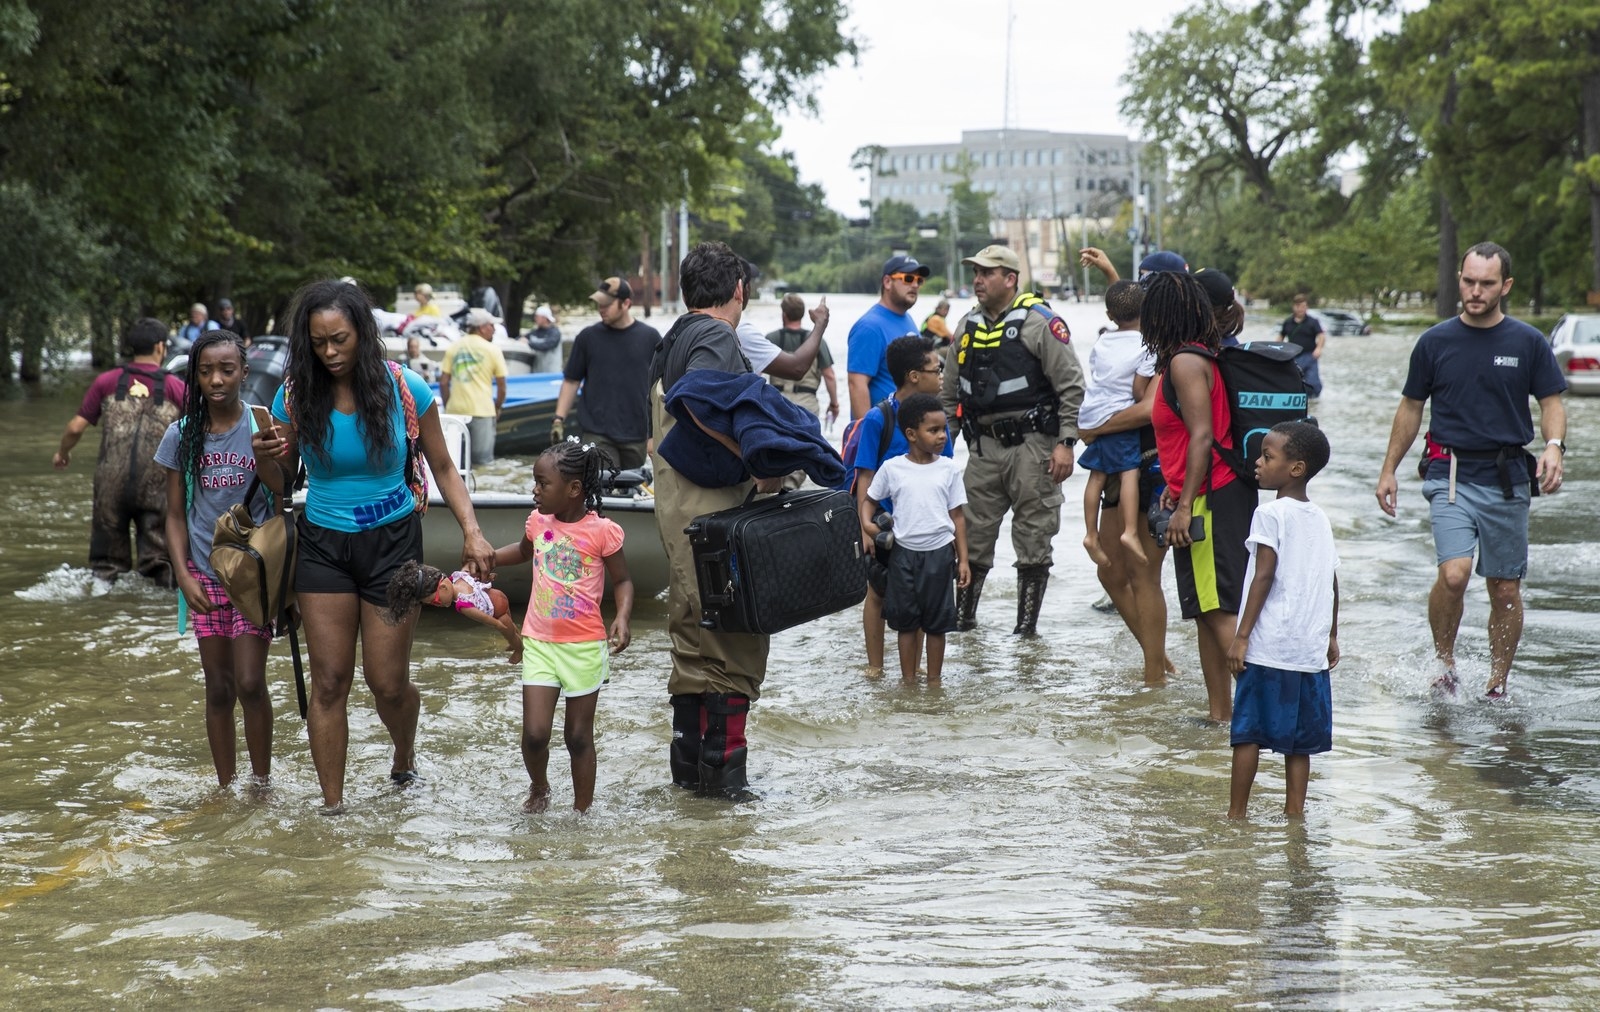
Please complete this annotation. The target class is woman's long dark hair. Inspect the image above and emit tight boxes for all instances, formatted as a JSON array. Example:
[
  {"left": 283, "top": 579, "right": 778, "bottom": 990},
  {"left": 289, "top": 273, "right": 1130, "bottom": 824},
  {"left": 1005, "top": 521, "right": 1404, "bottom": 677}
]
[
  {"left": 1140, "top": 271, "right": 1221, "bottom": 372},
  {"left": 282, "top": 278, "right": 395, "bottom": 464},
  {"left": 176, "top": 331, "right": 250, "bottom": 492}
]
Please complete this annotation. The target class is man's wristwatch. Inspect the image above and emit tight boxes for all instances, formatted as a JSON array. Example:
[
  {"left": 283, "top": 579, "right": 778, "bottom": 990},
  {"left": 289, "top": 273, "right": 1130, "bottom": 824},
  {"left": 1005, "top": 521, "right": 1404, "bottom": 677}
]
[
  {"left": 1548, "top": 438, "right": 1565, "bottom": 455},
  {"left": 1058, "top": 437, "right": 1076, "bottom": 451}
]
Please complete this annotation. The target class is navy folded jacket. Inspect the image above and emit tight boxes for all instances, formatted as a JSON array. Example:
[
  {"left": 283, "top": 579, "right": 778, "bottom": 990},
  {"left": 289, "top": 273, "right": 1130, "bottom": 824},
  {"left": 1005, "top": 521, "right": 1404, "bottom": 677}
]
[{"left": 661, "top": 370, "right": 846, "bottom": 489}]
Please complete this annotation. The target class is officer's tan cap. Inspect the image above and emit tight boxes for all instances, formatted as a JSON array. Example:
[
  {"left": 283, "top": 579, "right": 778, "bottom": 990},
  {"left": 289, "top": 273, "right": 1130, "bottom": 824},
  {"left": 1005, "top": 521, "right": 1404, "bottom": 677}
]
[{"left": 962, "top": 244, "right": 1021, "bottom": 271}]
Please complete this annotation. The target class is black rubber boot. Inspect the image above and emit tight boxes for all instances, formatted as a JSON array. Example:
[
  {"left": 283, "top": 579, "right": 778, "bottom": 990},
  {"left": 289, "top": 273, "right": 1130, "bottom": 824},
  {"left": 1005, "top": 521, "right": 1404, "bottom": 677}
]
[
  {"left": 669, "top": 694, "right": 703, "bottom": 789},
  {"left": 1013, "top": 565, "right": 1050, "bottom": 637},
  {"left": 697, "top": 692, "right": 751, "bottom": 799},
  {"left": 955, "top": 566, "right": 989, "bottom": 632}
]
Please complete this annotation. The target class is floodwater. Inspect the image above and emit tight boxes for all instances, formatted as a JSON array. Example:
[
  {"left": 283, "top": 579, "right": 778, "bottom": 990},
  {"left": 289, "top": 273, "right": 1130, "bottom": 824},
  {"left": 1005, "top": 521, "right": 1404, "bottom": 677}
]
[{"left": 4, "top": 295, "right": 1600, "bottom": 1010}]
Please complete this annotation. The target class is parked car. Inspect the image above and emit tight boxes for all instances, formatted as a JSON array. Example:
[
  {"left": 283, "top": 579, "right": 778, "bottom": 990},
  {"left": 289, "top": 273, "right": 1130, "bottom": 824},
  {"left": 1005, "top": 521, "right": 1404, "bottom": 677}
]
[
  {"left": 1316, "top": 309, "right": 1372, "bottom": 336},
  {"left": 1548, "top": 313, "right": 1600, "bottom": 395}
]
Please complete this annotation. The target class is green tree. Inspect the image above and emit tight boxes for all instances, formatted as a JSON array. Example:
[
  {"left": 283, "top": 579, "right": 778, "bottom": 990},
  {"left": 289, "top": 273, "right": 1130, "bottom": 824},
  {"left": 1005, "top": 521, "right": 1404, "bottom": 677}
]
[
  {"left": 1120, "top": 0, "right": 1357, "bottom": 215},
  {"left": 1374, "top": 0, "right": 1598, "bottom": 311}
]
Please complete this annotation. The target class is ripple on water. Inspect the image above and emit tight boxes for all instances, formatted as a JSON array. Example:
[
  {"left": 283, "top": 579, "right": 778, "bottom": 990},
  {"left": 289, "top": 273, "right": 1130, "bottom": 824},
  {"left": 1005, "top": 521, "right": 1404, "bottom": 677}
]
[{"left": 9, "top": 313, "right": 1600, "bottom": 1007}]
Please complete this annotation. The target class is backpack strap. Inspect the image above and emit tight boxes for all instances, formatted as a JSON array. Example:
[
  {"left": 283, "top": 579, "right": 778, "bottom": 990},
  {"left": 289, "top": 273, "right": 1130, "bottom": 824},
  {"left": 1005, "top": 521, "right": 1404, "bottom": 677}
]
[
  {"left": 388, "top": 360, "right": 428, "bottom": 512},
  {"left": 873, "top": 398, "right": 895, "bottom": 464},
  {"left": 115, "top": 364, "right": 170, "bottom": 405},
  {"left": 1159, "top": 346, "right": 1218, "bottom": 419}
]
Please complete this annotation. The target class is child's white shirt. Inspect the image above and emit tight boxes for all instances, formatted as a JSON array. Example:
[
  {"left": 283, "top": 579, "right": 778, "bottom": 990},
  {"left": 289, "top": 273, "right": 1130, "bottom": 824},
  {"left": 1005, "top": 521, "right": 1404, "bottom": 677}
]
[
  {"left": 866, "top": 455, "right": 967, "bottom": 551},
  {"left": 1078, "top": 329, "right": 1157, "bottom": 430},
  {"left": 1240, "top": 497, "right": 1339, "bottom": 672}
]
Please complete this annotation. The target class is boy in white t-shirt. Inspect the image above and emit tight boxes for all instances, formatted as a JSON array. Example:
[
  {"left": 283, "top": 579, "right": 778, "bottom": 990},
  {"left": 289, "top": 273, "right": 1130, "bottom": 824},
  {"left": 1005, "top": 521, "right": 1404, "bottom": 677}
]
[
  {"left": 1226, "top": 421, "right": 1340, "bottom": 819},
  {"left": 861, "top": 393, "right": 971, "bottom": 682},
  {"left": 1078, "top": 281, "right": 1157, "bottom": 567}
]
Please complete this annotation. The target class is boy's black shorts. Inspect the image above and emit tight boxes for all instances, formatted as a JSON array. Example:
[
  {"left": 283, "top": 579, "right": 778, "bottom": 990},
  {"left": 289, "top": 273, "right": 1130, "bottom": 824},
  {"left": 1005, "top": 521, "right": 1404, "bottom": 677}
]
[
  {"left": 296, "top": 512, "right": 423, "bottom": 606},
  {"left": 883, "top": 542, "right": 958, "bottom": 635}
]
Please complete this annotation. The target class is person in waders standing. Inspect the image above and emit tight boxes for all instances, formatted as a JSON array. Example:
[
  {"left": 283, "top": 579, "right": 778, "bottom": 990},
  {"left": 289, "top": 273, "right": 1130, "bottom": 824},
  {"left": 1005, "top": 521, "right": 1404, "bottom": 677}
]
[{"left": 53, "top": 318, "right": 187, "bottom": 587}]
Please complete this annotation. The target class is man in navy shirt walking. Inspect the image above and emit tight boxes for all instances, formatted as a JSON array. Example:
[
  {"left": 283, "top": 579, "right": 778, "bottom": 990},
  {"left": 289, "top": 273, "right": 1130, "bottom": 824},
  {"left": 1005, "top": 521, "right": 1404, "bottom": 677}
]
[{"left": 1375, "top": 242, "right": 1566, "bottom": 699}]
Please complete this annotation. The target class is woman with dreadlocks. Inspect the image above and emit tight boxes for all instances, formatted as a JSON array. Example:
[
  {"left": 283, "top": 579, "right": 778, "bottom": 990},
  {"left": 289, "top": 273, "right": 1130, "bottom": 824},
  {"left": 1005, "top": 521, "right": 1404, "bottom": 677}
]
[
  {"left": 1144, "top": 270, "right": 1258, "bottom": 723},
  {"left": 253, "top": 278, "right": 494, "bottom": 813},
  {"left": 155, "top": 330, "right": 276, "bottom": 787},
  {"left": 491, "top": 439, "right": 633, "bottom": 814}
]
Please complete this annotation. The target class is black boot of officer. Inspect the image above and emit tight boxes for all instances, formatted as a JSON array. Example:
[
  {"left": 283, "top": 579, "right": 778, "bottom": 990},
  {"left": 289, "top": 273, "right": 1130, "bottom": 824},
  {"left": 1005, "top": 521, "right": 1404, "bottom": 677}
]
[
  {"left": 1014, "top": 565, "right": 1050, "bottom": 636},
  {"left": 956, "top": 565, "right": 989, "bottom": 632}
]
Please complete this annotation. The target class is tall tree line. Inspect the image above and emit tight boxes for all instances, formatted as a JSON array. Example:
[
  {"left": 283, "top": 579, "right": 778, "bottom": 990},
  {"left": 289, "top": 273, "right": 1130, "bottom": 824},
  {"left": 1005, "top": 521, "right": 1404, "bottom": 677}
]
[
  {"left": 1119, "top": 0, "right": 1600, "bottom": 315},
  {"left": 0, "top": 0, "right": 855, "bottom": 378}
]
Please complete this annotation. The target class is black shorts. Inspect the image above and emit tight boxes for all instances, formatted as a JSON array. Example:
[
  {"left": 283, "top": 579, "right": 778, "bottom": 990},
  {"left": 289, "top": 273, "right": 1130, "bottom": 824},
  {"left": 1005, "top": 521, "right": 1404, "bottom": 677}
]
[
  {"left": 1171, "top": 478, "right": 1256, "bottom": 619},
  {"left": 296, "top": 512, "right": 424, "bottom": 606},
  {"left": 883, "top": 543, "right": 958, "bottom": 635}
]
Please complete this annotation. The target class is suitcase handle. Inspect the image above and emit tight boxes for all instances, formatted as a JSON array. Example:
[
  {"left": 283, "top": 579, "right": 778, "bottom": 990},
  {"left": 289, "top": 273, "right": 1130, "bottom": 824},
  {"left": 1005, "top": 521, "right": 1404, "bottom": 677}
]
[{"left": 694, "top": 548, "right": 734, "bottom": 608}]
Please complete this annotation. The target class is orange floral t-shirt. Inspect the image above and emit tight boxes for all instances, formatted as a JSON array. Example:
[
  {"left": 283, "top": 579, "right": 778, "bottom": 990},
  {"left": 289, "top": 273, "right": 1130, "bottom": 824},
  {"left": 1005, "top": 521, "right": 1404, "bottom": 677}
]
[{"left": 520, "top": 510, "right": 625, "bottom": 643}]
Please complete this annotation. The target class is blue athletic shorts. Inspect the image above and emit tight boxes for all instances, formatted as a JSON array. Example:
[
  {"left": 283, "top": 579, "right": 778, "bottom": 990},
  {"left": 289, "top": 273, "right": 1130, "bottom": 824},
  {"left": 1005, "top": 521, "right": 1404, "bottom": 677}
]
[
  {"left": 1422, "top": 478, "right": 1530, "bottom": 580},
  {"left": 1078, "top": 429, "right": 1142, "bottom": 474},
  {"left": 1230, "top": 662, "right": 1332, "bottom": 755}
]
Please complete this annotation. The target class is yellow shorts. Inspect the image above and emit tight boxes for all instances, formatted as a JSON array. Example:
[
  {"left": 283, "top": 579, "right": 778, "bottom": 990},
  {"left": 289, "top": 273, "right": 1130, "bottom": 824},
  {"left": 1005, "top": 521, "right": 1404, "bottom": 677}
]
[{"left": 520, "top": 637, "right": 608, "bottom": 697}]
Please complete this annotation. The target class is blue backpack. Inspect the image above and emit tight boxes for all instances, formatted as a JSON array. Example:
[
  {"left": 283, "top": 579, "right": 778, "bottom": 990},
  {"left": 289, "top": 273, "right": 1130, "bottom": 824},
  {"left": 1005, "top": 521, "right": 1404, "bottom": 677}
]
[{"left": 834, "top": 398, "right": 896, "bottom": 493}]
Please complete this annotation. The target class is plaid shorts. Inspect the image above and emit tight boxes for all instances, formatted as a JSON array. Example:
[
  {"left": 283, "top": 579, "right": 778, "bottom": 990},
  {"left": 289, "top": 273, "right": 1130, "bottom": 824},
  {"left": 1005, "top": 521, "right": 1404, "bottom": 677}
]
[{"left": 187, "top": 561, "right": 273, "bottom": 642}]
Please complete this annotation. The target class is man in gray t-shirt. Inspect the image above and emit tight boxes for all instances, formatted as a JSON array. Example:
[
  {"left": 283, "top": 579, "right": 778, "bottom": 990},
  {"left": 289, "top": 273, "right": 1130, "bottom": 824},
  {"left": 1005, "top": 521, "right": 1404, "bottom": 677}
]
[{"left": 154, "top": 412, "right": 273, "bottom": 582}]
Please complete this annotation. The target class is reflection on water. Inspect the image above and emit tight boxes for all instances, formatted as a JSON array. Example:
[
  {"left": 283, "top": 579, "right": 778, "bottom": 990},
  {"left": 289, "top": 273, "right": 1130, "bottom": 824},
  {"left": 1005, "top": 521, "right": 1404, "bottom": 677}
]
[{"left": 4, "top": 301, "right": 1600, "bottom": 1008}]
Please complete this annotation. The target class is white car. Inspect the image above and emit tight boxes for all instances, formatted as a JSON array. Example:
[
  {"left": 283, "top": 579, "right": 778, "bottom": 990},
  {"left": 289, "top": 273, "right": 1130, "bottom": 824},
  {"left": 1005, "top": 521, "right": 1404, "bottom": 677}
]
[
  {"left": 1548, "top": 314, "right": 1600, "bottom": 395},
  {"left": 1315, "top": 308, "right": 1371, "bottom": 336}
]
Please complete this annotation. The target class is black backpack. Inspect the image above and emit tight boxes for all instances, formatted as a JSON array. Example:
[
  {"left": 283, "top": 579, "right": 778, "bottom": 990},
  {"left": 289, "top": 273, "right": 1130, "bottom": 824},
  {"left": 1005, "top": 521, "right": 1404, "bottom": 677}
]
[{"left": 1163, "top": 342, "right": 1311, "bottom": 487}]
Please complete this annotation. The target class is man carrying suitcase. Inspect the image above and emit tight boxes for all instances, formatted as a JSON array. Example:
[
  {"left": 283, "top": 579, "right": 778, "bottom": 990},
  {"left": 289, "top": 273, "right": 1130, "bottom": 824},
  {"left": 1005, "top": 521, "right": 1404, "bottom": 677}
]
[{"left": 649, "top": 240, "right": 786, "bottom": 798}]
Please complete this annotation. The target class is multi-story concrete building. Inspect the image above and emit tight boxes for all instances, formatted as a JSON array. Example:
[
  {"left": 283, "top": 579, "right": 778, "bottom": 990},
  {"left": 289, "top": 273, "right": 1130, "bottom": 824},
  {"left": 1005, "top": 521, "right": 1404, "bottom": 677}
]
[{"left": 867, "top": 128, "right": 1144, "bottom": 220}]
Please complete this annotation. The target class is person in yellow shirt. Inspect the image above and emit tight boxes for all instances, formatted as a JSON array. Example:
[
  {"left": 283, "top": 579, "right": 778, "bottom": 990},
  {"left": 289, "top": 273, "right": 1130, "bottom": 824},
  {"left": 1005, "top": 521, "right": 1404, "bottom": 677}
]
[
  {"left": 413, "top": 283, "right": 444, "bottom": 318},
  {"left": 440, "top": 308, "right": 509, "bottom": 464}
]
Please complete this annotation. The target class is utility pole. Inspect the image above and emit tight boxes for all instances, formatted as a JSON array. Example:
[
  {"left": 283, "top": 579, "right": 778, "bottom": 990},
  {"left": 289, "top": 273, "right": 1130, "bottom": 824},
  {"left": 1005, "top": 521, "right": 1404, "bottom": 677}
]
[
  {"left": 1131, "top": 155, "right": 1144, "bottom": 279},
  {"left": 659, "top": 206, "right": 672, "bottom": 313}
]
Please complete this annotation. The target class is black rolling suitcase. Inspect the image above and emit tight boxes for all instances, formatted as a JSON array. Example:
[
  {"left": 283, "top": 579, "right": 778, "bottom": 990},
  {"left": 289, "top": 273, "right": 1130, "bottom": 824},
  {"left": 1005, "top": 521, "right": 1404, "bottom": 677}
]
[{"left": 686, "top": 488, "right": 867, "bottom": 634}]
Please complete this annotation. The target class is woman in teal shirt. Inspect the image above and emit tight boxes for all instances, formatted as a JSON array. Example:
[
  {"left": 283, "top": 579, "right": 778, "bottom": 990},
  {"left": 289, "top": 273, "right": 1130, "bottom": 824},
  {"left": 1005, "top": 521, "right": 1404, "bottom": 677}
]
[{"left": 257, "top": 279, "right": 494, "bottom": 813}]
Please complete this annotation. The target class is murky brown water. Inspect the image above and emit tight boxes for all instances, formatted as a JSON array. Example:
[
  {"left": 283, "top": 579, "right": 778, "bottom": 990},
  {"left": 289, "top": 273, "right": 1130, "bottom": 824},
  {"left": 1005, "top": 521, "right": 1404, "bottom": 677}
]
[{"left": 5, "top": 298, "right": 1600, "bottom": 1009}]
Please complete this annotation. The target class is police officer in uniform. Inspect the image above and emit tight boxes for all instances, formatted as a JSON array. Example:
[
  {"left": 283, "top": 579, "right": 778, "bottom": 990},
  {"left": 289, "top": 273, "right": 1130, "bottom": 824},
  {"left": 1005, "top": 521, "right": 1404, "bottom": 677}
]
[{"left": 940, "top": 245, "right": 1085, "bottom": 635}]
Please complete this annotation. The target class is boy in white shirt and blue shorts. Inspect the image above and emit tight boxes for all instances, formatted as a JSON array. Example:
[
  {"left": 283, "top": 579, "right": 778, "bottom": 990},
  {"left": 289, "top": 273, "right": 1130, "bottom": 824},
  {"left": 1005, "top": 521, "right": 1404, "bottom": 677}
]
[{"left": 1226, "top": 421, "right": 1340, "bottom": 819}]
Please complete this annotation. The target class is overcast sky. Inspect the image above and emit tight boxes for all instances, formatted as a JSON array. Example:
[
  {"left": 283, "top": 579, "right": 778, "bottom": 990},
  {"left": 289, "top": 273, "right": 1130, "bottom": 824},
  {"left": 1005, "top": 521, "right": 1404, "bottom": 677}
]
[{"left": 773, "top": 0, "right": 1198, "bottom": 214}]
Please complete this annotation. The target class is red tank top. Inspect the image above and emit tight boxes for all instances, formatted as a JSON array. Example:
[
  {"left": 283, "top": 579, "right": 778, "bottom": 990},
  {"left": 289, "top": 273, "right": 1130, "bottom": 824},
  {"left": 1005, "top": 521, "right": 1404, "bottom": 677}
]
[{"left": 1152, "top": 349, "right": 1237, "bottom": 494}]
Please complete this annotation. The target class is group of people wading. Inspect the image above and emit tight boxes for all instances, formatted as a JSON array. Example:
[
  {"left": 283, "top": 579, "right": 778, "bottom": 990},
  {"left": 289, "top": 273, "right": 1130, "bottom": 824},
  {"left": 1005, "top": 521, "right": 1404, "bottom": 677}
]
[{"left": 52, "top": 237, "right": 1564, "bottom": 818}]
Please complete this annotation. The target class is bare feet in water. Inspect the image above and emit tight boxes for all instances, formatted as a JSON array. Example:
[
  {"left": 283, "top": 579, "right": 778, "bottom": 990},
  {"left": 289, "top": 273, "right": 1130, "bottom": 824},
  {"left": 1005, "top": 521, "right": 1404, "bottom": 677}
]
[
  {"left": 1120, "top": 528, "right": 1148, "bottom": 565},
  {"left": 1083, "top": 533, "right": 1110, "bottom": 567},
  {"left": 523, "top": 786, "right": 551, "bottom": 814}
]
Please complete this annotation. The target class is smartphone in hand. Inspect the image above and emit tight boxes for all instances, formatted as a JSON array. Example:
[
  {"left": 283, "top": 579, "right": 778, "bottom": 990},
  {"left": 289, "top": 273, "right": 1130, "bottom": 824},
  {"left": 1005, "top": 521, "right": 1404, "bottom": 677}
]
[{"left": 249, "top": 404, "right": 276, "bottom": 434}]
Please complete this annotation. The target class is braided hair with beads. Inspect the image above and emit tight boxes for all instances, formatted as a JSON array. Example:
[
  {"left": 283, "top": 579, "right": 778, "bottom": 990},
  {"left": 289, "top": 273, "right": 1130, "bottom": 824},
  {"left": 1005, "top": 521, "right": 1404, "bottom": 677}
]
[
  {"left": 540, "top": 438, "right": 617, "bottom": 515},
  {"left": 1138, "top": 270, "right": 1221, "bottom": 373},
  {"left": 175, "top": 330, "right": 251, "bottom": 490}
]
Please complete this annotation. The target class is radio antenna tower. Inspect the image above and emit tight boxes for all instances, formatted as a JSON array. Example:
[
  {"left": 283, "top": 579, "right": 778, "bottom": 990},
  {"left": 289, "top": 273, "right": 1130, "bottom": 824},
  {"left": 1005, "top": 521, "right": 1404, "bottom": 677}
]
[{"left": 1002, "top": 0, "right": 1017, "bottom": 132}]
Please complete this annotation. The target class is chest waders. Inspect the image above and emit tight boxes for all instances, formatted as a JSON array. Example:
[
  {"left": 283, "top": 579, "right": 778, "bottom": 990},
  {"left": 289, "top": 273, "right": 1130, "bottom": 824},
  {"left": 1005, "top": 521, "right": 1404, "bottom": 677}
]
[{"left": 91, "top": 367, "right": 181, "bottom": 583}]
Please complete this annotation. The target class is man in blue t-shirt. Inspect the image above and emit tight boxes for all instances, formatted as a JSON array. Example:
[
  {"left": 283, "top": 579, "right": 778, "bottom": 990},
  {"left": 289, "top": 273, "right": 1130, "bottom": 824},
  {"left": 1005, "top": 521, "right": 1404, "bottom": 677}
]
[
  {"left": 851, "top": 336, "right": 953, "bottom": 671},
  {"left": 1375, "top": 241, "right": 1567, "bottom": 700},
  {"left": 846, "top": 254, "right": 927, "bottom": 418}
]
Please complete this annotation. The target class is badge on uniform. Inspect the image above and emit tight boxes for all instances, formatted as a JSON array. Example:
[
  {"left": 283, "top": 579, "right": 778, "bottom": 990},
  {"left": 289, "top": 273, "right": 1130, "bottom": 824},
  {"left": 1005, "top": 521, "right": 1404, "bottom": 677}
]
[{"left": 1048, "top": 316, "right": 1071, "bottom": 345}]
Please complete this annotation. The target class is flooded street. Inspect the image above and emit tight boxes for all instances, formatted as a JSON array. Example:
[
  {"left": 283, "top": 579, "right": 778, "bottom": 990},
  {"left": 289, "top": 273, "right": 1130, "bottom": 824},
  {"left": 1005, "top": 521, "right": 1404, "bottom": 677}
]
[{"left": 5, "top": 296, "right": 1600, "bottom": 1009}]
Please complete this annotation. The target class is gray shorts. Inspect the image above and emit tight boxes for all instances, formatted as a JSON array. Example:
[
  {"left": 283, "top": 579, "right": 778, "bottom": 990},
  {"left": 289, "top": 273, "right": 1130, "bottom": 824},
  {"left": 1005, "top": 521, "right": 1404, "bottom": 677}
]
[{"left": 1422, "top": 478, "right": 1529, "bottom": 579}]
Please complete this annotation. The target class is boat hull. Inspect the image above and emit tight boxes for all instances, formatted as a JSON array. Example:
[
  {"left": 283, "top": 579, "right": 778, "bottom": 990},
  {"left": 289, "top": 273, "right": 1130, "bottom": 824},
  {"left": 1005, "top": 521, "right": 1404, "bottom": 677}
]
[{"left": 421, "top": 490, "right": 663, "bottom": 603}]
